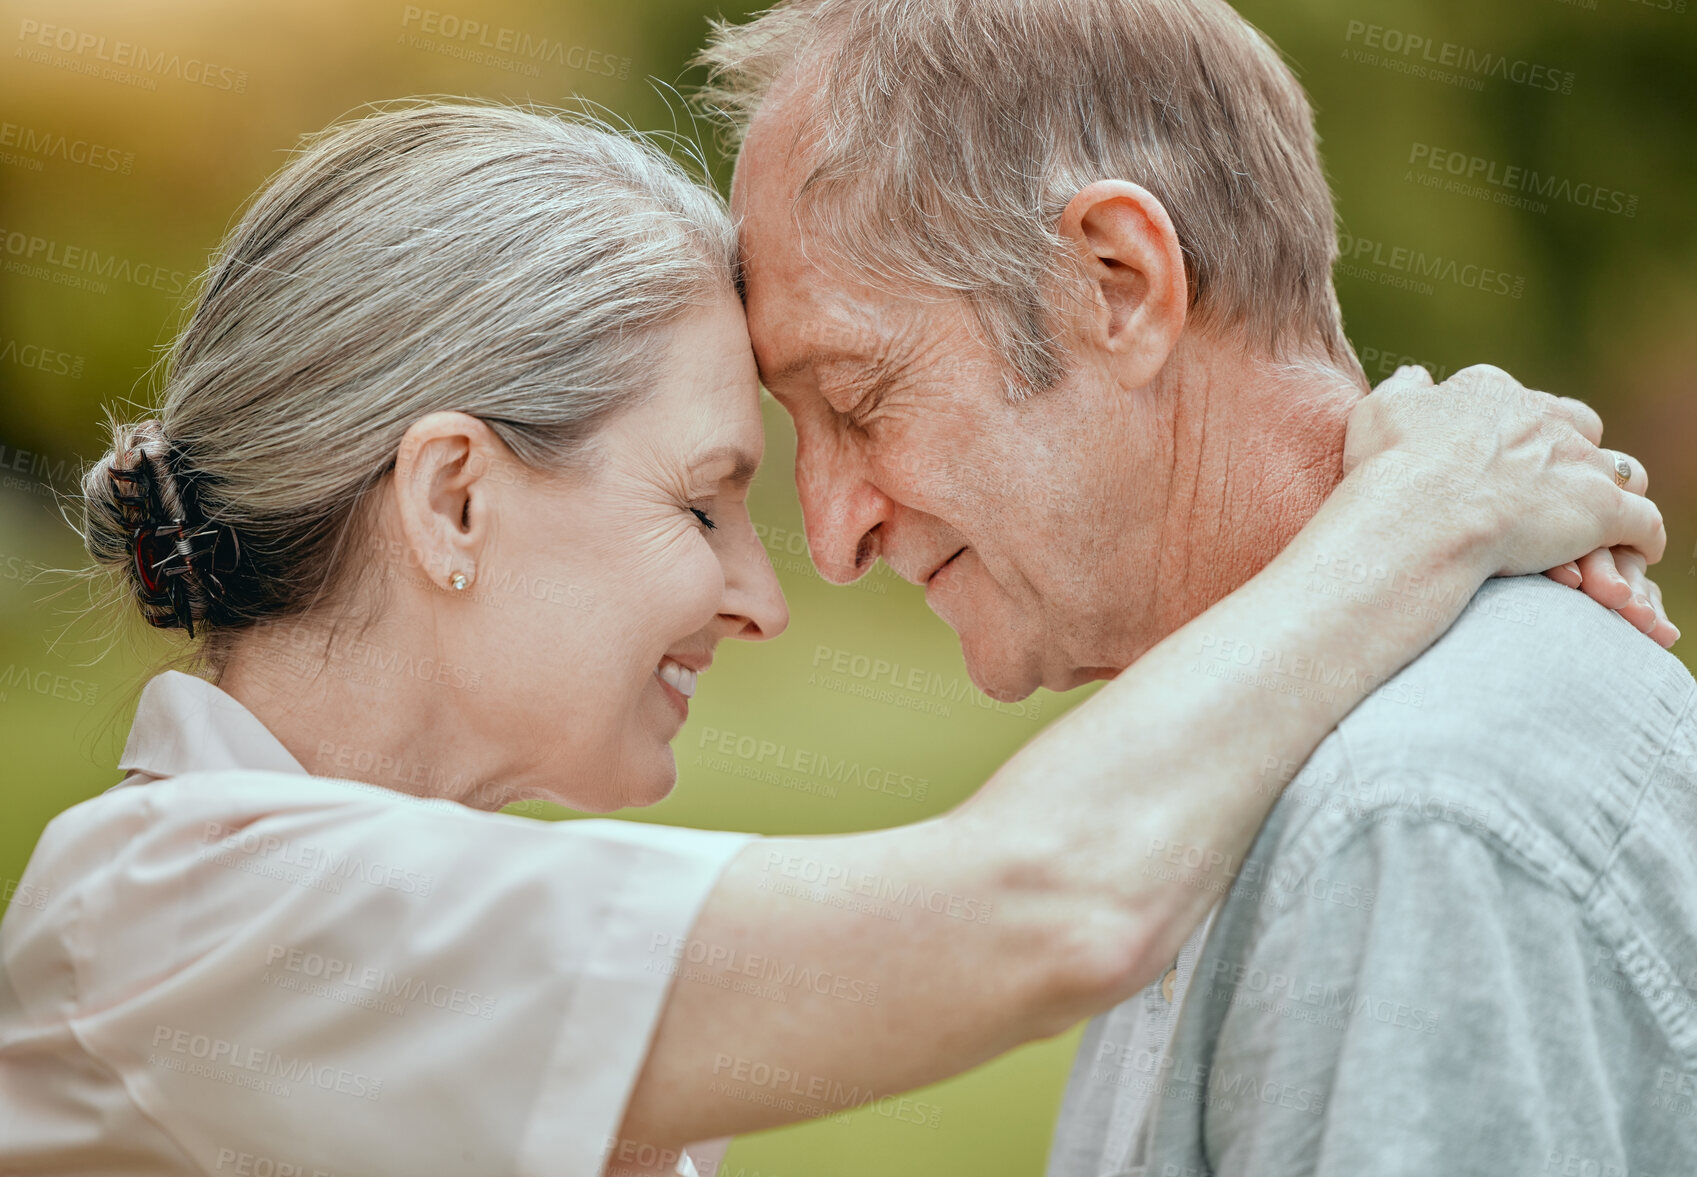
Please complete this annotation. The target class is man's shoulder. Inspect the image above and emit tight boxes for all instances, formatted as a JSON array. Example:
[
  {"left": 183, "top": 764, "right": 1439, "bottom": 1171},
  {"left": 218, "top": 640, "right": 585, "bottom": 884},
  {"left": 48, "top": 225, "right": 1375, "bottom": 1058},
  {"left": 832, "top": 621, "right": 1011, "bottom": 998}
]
[
  {"left": 1149, "top": 577, "right": 1697, "bottom": 1177},
  {"left": 1257, "top": 575, "right": 1697, "bottom": 887},
  {"left": 1337, "top": 574, "right": 1692, "bottom": 771}
]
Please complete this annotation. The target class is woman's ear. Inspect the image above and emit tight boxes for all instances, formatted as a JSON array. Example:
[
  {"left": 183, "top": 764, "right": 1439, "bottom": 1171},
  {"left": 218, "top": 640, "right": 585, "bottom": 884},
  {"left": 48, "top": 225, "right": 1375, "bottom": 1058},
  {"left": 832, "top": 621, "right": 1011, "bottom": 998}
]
[
  {"left": 389, "top": 410, "right": 508, "bottom": 590},
  {"left": 1055, "top": 179, "right": 1189, "bottom": 387}
]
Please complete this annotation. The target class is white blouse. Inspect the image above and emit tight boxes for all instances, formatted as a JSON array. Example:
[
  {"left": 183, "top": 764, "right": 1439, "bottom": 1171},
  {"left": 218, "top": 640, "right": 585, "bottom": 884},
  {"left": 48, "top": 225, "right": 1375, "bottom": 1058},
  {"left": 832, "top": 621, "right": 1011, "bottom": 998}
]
[{"left": 0, "top": 670, "right": 747, "bottom": 1176}]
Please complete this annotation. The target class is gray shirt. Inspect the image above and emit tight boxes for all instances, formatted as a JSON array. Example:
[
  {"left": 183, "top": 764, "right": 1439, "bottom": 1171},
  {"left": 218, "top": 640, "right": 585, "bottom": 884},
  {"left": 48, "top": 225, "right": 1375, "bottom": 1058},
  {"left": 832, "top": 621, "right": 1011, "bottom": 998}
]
[{"left": 1047, "top": 575, "right": 1697, "bottom": 1177}]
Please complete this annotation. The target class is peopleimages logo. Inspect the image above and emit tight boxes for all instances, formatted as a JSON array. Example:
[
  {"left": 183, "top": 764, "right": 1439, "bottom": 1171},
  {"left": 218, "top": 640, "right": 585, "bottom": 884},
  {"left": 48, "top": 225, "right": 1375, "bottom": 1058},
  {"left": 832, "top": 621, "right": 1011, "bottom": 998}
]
[
  {"left": 649, "top": 931, "right": 880, "bottom": 1006},
  {"left": 761, "top": 849, "right": 994, "bottom": 924},
  {"left": 0, "top": 121, "right": 134, "bottom": 174},
  {"left": 263, "top": 943, "right": 498, "bottom": 1020},
  {"left": 0, "top": 663, "right": 99, "bottom": 705},
  {"left": 0, "top": 226, "right": 190, "bottom": 295},
  {"left": 1335, "top": 231, "right": 1526, "bottom": 300},
  {"left": 696, "top": 725, "right": 930, "bottom": 801},
  {"left": 1342, "top": 20, "right": 1576, "bottom": 94},
  {"left": 15, "top": 19, "right": 249, "bottom": 92},
  {"left": 1407, "top": 143, "right": 1639, "bottom": 218},
  {"left": 200, "top": 821, "right": 435, "bottom": 897},
  {"left": 808, "top": 644, "right": 1042, "bottom": 721},
  {"left": 0, "top": 335, "right": 84, "bottom": 378},
  {"left": 149, "top": 1023, "right": 382, "bottom": 1101},
  {"left": 398, "top": 6, "right": 632, "bottom": 79},
  {"left": 214, "top": 1147, "right": 339, "bottom": 1177},
  {"left": 710, "top": 1053, "right": 943, "bottom": 1129}
]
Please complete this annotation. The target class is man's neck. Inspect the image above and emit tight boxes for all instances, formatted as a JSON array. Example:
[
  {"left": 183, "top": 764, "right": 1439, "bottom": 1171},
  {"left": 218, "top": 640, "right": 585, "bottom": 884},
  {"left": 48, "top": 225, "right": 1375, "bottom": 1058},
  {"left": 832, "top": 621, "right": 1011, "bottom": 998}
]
[{"left": 1142, "top": 347, "right": 1367, "bottom": 650}]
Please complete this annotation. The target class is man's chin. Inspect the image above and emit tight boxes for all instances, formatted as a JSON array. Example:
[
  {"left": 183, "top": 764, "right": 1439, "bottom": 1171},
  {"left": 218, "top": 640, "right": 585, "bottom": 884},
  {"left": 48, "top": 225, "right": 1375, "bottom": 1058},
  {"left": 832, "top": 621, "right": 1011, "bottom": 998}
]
[
  {"left": 967, "top": 672, "right": 1039, "bottom": 703},
  {"left": 957, "top": 634, "right": 1043, "bottom": 703},
  {"left": 957, "top": 622, "right": 1120, "bottom": 699}
]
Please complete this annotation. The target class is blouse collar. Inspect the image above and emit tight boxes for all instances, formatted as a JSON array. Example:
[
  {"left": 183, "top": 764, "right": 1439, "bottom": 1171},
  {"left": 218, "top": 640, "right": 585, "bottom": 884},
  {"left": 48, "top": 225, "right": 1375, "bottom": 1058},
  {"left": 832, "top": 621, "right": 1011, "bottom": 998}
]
[{"left": 110, "top": 670, "right": 307, "bottom": 792}]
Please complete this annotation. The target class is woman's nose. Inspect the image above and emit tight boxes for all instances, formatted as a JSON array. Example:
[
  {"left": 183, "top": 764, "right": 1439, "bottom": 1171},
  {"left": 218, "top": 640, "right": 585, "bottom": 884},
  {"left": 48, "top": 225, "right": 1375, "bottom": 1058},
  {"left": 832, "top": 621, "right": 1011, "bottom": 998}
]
[{"left": 722, "top": 529, "right": 789, "bottom": 641}]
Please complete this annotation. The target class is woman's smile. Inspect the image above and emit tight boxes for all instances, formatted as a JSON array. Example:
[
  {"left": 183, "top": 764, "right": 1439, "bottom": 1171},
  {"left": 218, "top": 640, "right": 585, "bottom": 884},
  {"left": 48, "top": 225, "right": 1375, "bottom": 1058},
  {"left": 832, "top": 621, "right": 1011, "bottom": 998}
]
[{"left": 654, "top": 653, "right": 702, "bottom": 721}]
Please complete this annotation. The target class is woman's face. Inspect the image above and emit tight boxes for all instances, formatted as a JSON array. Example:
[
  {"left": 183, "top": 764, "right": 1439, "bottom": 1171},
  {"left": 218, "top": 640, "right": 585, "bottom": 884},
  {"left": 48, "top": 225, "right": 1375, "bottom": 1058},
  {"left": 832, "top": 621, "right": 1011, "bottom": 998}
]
[{"left": 467, "top": 294, "right": 788, "bottom": 811}]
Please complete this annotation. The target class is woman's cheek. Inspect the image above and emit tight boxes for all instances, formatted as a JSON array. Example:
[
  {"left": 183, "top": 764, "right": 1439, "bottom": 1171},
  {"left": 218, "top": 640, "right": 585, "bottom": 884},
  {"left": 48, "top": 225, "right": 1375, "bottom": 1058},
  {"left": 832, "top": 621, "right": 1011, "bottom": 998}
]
[
  {"left": 666, "top": 542, "right": 728, "bottom": 633},
  {"left": 611, "top": 523, "right": 725, "bottom": 642}
]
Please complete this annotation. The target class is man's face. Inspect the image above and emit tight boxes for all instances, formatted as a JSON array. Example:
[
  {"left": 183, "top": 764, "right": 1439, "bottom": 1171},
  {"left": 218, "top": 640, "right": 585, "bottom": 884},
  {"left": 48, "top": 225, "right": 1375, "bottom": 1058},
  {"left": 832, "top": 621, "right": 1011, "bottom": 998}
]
[{"left": 732, "top": 118, "right": 1176, "bottom": 701}]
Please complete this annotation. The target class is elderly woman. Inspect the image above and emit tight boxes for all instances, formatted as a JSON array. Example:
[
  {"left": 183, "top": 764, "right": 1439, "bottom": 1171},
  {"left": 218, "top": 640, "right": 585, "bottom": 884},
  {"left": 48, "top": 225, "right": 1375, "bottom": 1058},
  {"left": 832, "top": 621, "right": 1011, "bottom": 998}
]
[{"left": 0, "top": 103, "right": 1669, "bottom": 1177}]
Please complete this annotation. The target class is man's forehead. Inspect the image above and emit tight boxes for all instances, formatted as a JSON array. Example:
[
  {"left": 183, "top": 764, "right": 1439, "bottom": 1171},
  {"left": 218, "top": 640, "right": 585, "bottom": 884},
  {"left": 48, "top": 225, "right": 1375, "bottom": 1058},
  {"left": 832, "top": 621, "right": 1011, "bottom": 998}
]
[
  {"left": 731, "top": 115, "right": 811, "bottom": 282},
  {"left": 734, "top": 146, "right": 860, "bottom": 374},
  {"left": 730, "top": 94, "right": 929, "bottom": 388},
  {"left": 728, "top": 79, "right": 817, "bottom": 218}
]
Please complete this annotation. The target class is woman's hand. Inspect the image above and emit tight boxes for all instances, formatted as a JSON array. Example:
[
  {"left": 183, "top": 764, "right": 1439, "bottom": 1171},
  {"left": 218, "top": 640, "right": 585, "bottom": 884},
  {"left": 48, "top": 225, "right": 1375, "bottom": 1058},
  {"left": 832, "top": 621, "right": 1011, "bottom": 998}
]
[
  {"left": 1343, "top": 364, "right": 1674, "bottom": 647},
  {"left": 1545, "top": 546, "right": 1677, "bottom": 649}
]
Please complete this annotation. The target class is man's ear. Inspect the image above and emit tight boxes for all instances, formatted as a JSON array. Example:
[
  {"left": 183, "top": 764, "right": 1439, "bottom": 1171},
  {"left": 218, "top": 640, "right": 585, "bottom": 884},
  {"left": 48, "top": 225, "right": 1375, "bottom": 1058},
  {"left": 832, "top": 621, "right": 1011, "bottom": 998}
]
[
  {"left": 1055, "top": 180, "right": 1189, "bottom": 386},
  {"left": 389, "top": 410, "right": 508, "bottom": 590}
]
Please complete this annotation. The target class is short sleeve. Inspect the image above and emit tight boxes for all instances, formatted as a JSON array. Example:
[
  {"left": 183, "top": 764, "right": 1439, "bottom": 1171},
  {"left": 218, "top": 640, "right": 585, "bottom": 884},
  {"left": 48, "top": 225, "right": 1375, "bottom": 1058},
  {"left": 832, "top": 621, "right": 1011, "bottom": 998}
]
[
  {"left": 1199, "top": 812, "right": 1622, "bottom": 1177},
  {"left": 50, "top": 771, "right": 754, "bottom": 1177}
]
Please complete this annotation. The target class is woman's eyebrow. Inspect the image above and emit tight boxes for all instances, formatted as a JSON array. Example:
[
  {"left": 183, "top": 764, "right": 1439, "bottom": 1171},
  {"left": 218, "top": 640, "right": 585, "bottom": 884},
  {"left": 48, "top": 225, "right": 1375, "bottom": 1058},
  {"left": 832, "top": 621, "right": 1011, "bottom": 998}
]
[{"left": 692, "top": 445, "right": 761, "bottom": 487}]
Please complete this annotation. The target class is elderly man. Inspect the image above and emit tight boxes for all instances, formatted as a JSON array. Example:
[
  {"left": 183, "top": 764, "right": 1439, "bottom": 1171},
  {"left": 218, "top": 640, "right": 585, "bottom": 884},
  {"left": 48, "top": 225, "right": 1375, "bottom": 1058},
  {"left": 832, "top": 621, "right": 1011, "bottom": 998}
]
[{"left": 703, "top": 1, "right": 1697, "bottom": 1174}]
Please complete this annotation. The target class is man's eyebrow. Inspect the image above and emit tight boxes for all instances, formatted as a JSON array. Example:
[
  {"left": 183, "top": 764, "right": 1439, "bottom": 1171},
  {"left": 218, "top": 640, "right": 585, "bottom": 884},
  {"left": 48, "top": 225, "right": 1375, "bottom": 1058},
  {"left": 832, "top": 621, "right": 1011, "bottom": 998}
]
[
  {"left": 693, "top": 444, "right": 761, "bottom": 487},
  {"left": 762, "top": 349, "right": 833, "bottom": 389},
  {"left": 762, "top": 344, "right": 882, "bottom": 390}
]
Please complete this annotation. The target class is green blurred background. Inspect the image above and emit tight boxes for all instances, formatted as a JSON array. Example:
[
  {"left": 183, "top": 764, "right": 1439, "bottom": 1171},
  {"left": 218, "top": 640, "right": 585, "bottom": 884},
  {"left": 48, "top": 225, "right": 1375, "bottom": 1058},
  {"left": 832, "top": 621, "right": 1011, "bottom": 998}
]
[{"left": 1, "top": 0, "right": 1693, "bottom": 1173}]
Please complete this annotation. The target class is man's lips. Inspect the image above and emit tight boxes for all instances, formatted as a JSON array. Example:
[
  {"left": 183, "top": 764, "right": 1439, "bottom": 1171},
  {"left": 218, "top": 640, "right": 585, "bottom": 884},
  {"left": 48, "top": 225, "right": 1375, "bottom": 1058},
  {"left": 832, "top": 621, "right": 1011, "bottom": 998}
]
[{"left": 925, "top": 548, "right": 968, "bottom": 586}]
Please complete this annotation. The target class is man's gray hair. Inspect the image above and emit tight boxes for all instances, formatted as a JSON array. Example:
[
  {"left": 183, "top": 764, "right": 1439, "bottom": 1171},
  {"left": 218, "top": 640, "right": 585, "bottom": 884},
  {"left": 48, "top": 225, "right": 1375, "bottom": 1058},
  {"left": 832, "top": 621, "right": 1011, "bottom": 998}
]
[{"left": 698, "top": 0, "right": 1355, "bottom": 398}]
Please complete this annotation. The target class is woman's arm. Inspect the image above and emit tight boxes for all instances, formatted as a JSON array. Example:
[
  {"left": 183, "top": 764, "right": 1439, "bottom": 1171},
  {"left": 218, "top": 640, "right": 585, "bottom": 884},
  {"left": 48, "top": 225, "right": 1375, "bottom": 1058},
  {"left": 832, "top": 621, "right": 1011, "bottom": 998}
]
[{"left": 615, "top": 365, "right": 1663, "bottom": 1157}]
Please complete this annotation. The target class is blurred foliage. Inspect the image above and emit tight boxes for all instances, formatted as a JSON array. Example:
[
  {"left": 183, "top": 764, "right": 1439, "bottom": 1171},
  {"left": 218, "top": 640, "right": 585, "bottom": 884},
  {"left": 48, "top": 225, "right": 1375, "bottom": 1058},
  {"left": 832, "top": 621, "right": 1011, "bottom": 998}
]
[{"left": 0, "top": 0, "right": 1693, "bottom": 1174}]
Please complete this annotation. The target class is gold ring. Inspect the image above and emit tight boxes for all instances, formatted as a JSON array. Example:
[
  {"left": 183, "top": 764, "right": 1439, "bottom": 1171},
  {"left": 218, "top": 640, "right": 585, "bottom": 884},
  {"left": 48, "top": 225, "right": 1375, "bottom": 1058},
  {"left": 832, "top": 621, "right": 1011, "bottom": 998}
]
[{"left": 1611, "top": 451, "right": 1632, "bottom": 489}]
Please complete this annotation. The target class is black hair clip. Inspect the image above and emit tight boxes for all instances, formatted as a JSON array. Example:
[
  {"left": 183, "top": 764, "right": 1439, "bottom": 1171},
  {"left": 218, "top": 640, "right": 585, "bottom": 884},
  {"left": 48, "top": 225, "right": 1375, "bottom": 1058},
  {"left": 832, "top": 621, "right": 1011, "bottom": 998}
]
[{"left": 108, "top": 458, "right": 219, "bottom": 638}]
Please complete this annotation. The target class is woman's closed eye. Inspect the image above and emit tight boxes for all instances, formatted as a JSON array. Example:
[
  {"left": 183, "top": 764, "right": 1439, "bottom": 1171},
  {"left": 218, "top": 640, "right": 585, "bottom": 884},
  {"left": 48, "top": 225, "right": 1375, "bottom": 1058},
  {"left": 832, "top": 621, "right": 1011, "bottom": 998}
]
[{"left": 690, "top": 506, "right": 717, "bottom": 531}]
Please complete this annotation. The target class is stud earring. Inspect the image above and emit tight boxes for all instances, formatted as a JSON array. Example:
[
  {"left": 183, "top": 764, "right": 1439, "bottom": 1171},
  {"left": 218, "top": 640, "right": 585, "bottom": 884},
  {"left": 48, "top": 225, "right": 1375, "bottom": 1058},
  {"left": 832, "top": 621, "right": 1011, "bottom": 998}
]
[{"left": 450, "top": 571, "right": 469, "bottom": 591}]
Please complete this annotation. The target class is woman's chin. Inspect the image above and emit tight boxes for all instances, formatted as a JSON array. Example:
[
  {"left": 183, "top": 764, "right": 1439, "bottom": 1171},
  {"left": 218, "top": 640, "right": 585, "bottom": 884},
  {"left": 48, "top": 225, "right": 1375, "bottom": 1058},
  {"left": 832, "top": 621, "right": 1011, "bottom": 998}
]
[
  {"left": 617, "top": 749, "right": 679, "bottom": 810},
  {"left": 535, "top": 746, "right": 678, "bottom": 813}
]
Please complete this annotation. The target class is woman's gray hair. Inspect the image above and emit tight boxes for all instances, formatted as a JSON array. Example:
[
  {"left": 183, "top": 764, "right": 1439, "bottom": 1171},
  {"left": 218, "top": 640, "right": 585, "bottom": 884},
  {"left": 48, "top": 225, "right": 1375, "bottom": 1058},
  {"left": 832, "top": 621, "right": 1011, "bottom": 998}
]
[{"left": 77, "top": 100, "right": 736, "bottom": 670}]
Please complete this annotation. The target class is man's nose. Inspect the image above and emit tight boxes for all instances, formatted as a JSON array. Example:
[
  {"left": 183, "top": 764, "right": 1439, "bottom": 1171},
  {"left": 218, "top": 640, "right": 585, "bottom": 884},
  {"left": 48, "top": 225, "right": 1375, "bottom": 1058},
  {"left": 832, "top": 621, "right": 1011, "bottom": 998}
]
[{"left": 793, "top": 422, "right": 892, "bottom": 584}]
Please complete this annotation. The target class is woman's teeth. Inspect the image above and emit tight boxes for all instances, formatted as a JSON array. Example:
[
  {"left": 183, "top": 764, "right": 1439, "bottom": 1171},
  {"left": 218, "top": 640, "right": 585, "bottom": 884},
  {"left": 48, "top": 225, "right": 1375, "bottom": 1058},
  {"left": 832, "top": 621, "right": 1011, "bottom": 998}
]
[{"left": 657, "top": 657, "right": 698, "bottom": 699}]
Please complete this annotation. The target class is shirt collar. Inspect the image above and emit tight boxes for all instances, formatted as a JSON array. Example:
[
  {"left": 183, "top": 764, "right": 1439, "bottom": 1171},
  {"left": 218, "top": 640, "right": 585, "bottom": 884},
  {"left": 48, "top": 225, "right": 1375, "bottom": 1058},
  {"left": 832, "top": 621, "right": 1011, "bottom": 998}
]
[{"left": 110, "top": 670, "right": 308, "bottom": 791}]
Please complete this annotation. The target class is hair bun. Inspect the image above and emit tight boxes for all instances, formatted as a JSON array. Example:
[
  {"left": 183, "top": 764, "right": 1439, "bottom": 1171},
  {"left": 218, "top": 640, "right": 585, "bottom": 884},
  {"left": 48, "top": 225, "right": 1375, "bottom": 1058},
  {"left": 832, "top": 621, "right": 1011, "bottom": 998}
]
[{"left": 81, "top": 418, "right": 229, "bottom": 637}]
